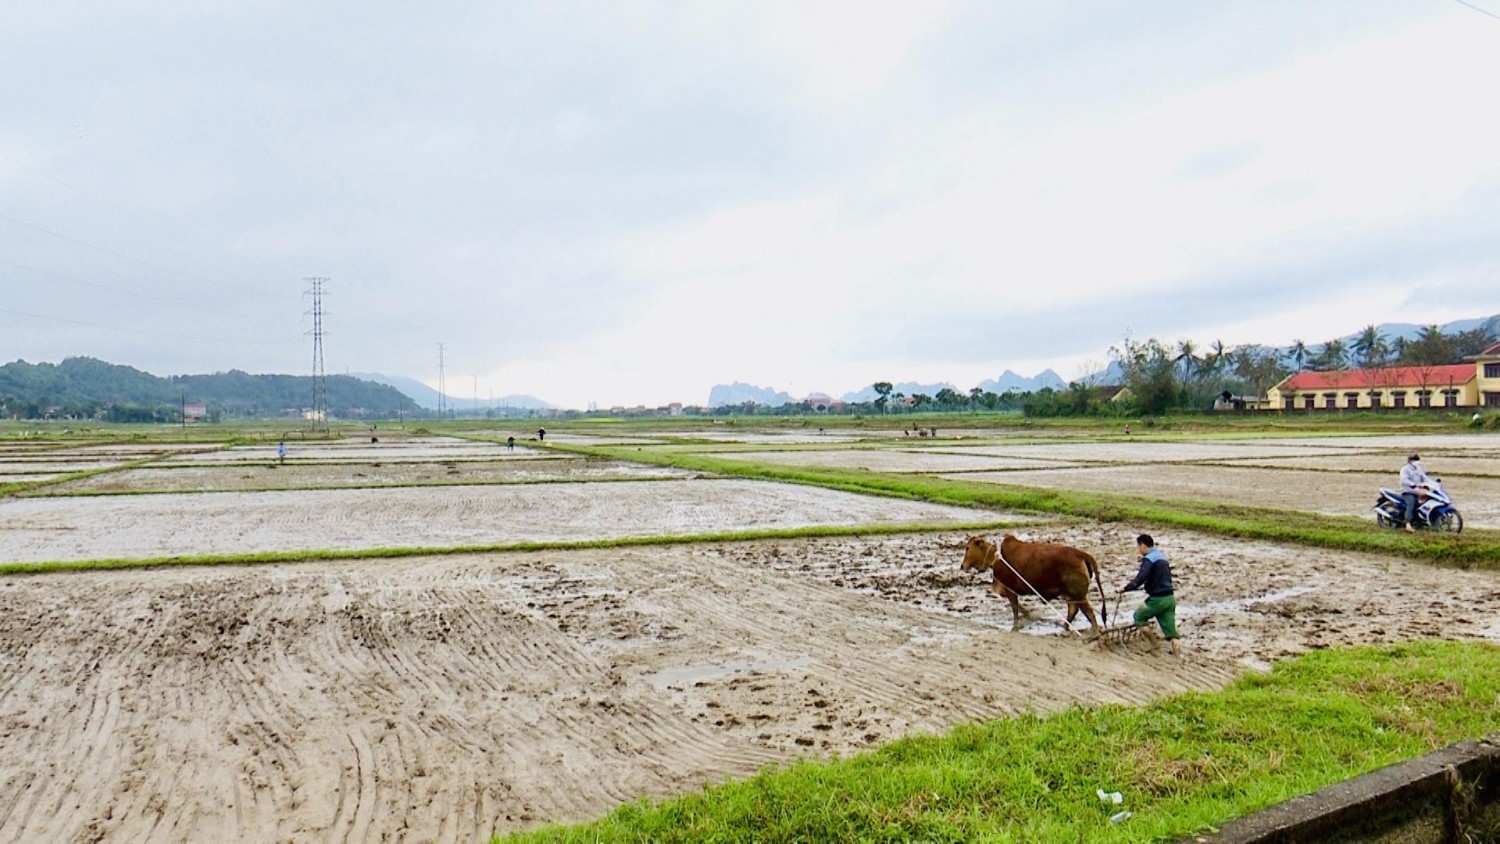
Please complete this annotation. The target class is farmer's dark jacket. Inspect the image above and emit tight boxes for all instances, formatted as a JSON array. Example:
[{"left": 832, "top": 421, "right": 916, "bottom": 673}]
[{"left": 1124, "top": 549, "right": 1173, "bottom": 597}]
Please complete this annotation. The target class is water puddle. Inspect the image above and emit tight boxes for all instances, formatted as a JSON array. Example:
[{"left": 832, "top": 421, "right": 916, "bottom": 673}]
[
  {"left": 1475, "top": 619, "right": 1500, "bottom": 644},
  {"left": 643, "top": 657, "right": 812, "bottom": 688},
  {"left": 1181, "top": 586, "right": 1317, "bottom": 617}
]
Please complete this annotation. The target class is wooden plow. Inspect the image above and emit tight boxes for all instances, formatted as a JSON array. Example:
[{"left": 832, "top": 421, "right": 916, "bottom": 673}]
[{"left": 1087, "top": 622, "right": 1160, "bottom": 653}]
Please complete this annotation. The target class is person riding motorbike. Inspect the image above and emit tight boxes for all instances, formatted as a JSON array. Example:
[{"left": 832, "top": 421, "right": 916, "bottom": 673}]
[{"left": 1399, "top": 453, "right": 1431, "bottom": 534}]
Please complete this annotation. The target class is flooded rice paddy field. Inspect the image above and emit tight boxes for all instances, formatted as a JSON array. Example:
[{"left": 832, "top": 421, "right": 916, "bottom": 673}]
[{"left": 0, "top": 429, "right": 1497, "bottom": 841}]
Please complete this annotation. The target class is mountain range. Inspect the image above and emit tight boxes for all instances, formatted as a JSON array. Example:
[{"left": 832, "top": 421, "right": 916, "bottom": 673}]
[
  {"left": 702, "top": 313, "right": 1500, "bottom": 410},
  {"left": 708, "top": 368, "right": 1071, "bottom": 409},
  {"left": 1296, "top": 315, "right": 1500, "bottom": 351},
  {"left": 9, "top": 314, "right": 1493, "bottom": 416},
  {"left": 350, "top": 373, "right": 553, "bottom": 412}
]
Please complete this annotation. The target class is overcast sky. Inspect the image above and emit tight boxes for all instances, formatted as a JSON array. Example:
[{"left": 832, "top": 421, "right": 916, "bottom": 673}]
[{"left": 4, "top": 1, "right": 1500, "bottom": 409}]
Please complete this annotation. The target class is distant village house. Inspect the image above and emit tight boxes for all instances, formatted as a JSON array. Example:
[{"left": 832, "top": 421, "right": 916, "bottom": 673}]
[{"left": 1265, "top": 342, "right": 1500, "bottom": 411}]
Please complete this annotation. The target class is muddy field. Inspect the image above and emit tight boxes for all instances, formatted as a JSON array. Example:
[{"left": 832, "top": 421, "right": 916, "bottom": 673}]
[
  {"left": 709, "top": 433, "right": 1500, "bottom": 529},
  {"left": 0, "top": 478, "right": 1008, "bottom": 564},
  {"left": 1, "top": 432, "right": 1498, "bottom": 842}
]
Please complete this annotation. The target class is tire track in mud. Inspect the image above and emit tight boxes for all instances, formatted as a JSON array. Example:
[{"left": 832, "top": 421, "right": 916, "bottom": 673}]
[
  {"left": 383, "top": 567, "right": 774, "bottom": 824},
  {"left": 2, "top": 526, "right": 1494, "bottom": 841},
  {"left": 294, "top": 564, "right": 769, "bottom": 837},
  {"left": 307, "top": 576, "right": 576, "bottom": 836}
]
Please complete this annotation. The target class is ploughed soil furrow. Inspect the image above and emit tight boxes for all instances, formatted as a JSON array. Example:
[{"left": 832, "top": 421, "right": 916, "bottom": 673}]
[
  {"left": 0, "top": 516, "right": 1496, "bottom": 841},
  {"left": 621, "top": 554, "right": 1199, "bottom": 752},
  {"left": 512, "top": 541, "right": 1214, "bottom": 760}
]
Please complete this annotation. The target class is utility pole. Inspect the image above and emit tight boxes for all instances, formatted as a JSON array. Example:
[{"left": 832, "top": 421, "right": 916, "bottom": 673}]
[
  {"left": 436, "top": 343, "right": 447, "bottom": 419},
  {"left": 305, "top": 277, "right": 329, "bottom": 433}
]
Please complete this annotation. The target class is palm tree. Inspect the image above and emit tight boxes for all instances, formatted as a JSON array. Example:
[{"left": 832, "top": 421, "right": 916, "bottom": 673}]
[
  {"left": 1406, "top": 325, "right": 1454, "bottom": 366},
  {"left": 1233, "top": 345, "right": 1286, "bottom": 402},
  {"left": 1174, "top": 339, "right": 1198, "bottom": 380},
  {"left": 1314, "top": 338, "right": 1347, "bottom": 371},
  {"left": 1353, "top": 325, "right": 1387, "bottom": 369},
  {"left": 1203, "top": 339, "right": 1228, "bottom": 377},
  {"left": 1288, "top": 339, "right": 1308, "bottom": 372},
  {"left": 1174, "top": 339, "right": 1203, "bottom": 407}
]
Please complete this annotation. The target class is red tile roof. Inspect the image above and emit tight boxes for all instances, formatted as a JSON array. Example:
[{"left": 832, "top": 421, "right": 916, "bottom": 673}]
[
  {"left": 1478, "top": 341, "right": 1500, "bottom": 357},
  {"left": 1279, "top": 364, "right": 1475, "bottom": 392}
]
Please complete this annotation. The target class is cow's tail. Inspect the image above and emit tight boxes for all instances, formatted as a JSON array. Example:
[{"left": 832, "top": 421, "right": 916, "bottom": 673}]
[{"left": 1083, "top": 551, "right": 1107, "bottom": 625}]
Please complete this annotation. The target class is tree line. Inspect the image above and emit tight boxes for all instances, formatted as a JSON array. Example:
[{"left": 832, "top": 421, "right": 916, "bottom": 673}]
[
  {"left": 1104, "top": 321, "right": 1497, "bottom": 416},
  {"left": 706, "top": 321, "right": 1498, "bottom": 420},
  {"left": 1287, "top": 324, "right": 1497, "bottom": 372},
  {"left": 0, "top": 357, "right": 422, "bottom": 422}
]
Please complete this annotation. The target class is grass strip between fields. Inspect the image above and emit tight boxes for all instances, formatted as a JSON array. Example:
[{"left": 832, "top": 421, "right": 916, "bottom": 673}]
[
  {"left": 561, "top": 444, "right": 1500, "bottom": 569},
  {"left": 27, "top": 472, "right": 694, "bottom": 498},
  {"left": 498, "top": 640, "right": 1500, "bottom": 843},
  {"left": 0, "top": 519, "right": 1032, "bottom": 576},
  {"left": 0, "top": 454, "right": 174, "bottom": 498}
]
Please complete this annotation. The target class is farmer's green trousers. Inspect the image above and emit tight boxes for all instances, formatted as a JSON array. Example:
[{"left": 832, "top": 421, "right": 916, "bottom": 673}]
[{"left": 1133, "top": 594, "right": 1178, "bottom": 639}]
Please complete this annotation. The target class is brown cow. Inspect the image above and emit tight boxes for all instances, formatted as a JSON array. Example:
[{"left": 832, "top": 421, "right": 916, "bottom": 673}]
[{"left": 960, "top": 534, "right": 1108, "bottom": 634}]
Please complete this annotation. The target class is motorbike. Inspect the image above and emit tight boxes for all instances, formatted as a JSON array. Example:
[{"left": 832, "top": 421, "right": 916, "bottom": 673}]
[{"left": 1374, "top": 478, "right": 1463, "bottom": 533}]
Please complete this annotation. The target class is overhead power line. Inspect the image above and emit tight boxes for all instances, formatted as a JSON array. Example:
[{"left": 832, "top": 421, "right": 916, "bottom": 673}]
[
  {"left": 1453, "top": 0, "right": 1500, "bottom": 22},
  {"left": 0, "top": 208, "right": 242, "bottom": 294},
  {"left": 0, "top": 151, "right": 135, "bottom": 216},
  {"left": 0, "top": 304, "right": 262, "bottom": 345},
  {"left": 0, "top": 258, "right": 214, "bottom": 311}
]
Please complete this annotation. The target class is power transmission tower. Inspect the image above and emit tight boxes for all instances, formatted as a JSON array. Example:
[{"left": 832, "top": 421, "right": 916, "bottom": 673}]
[
  {"left": 436, "top": 343, "right": 447, "bottom": 419},
  {"left": 305, "top": 277, "right": 330, "bottom": 433}
]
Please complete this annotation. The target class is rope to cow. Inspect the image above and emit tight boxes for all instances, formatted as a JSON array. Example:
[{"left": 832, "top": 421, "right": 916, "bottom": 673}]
[{"left": 995, "top": 542, "right": 1084, "bottom": 639}]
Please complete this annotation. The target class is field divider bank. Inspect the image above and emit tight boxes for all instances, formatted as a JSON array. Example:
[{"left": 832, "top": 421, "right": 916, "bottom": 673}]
[
  {"left": 0, "top": 453, "right": 194, "bottom": 498},
  {"left": 0, "top": 519, "right": 1026, "bottom": 576},
  {"left": 24, "top": 472, "right": 694, "bottom": 498}
]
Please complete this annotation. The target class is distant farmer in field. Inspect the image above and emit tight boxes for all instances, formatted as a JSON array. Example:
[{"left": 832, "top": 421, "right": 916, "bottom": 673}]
[
  {"left": 1399, "top": 453, "right": 1432, "bottom": 534},
  {"left": 277, "top": 441, "right": 286, "bottom": 464},
  {"left": 1121, "top": 534, "right": 1179, "bottom": 656},
  {"left": 537, "top": 427, "right": 546, "bottom": 442},
  {"left": 506, "top": 435, "right": 515, "bottom": 451}
]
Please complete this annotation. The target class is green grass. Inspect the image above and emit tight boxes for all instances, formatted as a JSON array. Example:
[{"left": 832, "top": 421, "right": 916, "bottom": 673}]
[
  {"left": 553, "top": 443, "right": 1500, "bottom": 570},
  {"left": 0, "top": 454, "right": 175, "bottom": 498},
  {"left": 499, "top": 640, "right": 1500, "bottom": 843},
  {"left": 0, "top": 519, "right": 1025, "bottom": 576},
  {"left": 26, "top": 472, "right": 691, "bottom": 498},
  {"left": 7, "top": 417, "right": 1499, "bottom": 840},
  {"left": 11, "top": 421, "right": 1498, "bottom": 572}
]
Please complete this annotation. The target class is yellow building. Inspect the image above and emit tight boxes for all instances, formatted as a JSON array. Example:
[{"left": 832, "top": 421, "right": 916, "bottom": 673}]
[
  {"left": 1478, "top": 341, "right": 1500, "bottom": 408},
  {"left": 1266, "top": 363, "right": 1477, "bottom": 411}
]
